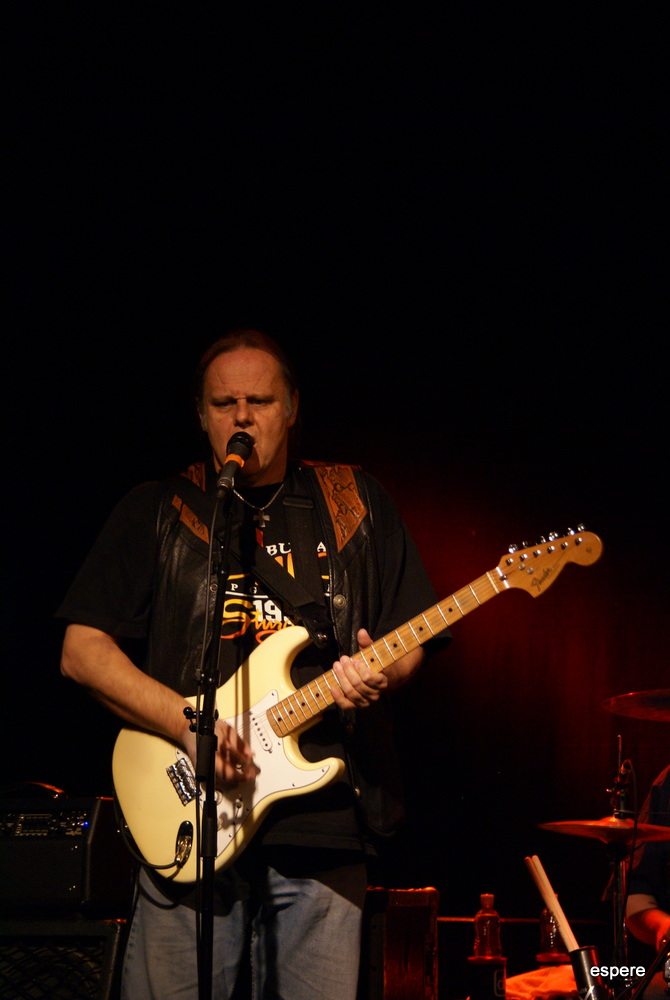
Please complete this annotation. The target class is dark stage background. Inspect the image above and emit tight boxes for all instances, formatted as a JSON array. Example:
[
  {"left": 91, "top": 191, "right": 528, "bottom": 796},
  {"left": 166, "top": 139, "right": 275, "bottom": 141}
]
[{"left": 6, "top": 4, "right": 667, "bottom": 969}]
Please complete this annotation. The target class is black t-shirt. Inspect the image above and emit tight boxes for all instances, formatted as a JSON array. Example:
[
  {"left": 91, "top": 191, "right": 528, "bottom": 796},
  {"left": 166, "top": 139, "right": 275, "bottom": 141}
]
[{"left": 57, "top": 465, "right": 442, "bottom": 852}]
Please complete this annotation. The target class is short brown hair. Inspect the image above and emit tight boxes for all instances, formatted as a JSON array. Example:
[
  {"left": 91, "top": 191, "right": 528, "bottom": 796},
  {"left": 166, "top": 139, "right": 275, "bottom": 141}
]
[{"left": 194, "top": 329, "right": 299, "bottom": 410}]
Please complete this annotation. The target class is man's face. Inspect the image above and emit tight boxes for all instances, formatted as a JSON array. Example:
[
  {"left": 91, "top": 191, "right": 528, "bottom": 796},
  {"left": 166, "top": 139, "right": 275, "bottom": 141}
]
[{"left": 199, "top": 348, "right": 298, "bottom": 487}]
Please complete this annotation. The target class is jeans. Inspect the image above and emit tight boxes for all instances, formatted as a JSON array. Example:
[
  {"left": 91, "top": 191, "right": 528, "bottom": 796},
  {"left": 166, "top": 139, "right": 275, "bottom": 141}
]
[{"left": 121, "top": 859, "right": 366, "bottom": 1000}]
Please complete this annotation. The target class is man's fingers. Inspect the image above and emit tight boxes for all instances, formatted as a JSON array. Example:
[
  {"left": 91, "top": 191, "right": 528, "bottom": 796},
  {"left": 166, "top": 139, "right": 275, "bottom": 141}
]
[
  {"left": 330, "top": 656, "right": 387, "bottom": 708},
  {"left": 217, "top": 722, "right": 258, "bottom": 784}
]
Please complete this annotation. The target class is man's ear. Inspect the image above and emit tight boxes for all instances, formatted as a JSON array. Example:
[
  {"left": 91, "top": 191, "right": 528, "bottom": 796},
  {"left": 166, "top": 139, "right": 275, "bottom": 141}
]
[
  {"left": 288, "top": 390, "right": 299, "bottom": 427},
  {"left": 198, "top": 407, "right": 208, "bottom": 432}
]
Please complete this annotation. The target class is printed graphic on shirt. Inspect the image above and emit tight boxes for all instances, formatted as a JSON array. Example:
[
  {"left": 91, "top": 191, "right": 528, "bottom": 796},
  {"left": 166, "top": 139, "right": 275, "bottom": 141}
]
[{"left": 220, "top": 540, "right": 329, "bottom": 645}]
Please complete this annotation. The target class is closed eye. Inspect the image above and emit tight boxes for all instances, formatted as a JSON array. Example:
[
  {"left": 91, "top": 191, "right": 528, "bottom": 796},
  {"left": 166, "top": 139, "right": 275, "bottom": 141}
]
[{"left": 211, "top": 396, "right": 275, "bottom": 408}]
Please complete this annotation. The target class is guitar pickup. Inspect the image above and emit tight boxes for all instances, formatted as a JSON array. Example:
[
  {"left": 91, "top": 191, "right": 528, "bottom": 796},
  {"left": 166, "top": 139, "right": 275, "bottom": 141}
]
[{"left": 167, "top": 756, "right": 198, "bottom": 805}]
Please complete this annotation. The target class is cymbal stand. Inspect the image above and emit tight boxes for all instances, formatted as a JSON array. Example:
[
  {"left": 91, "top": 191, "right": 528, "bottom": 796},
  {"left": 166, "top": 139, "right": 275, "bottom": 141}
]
[
  {"left": 607, "top": 838, "right": 630, "bottom": 968},
  {"left": 607, "top": 738, "right": 635, "bottom": 968}
]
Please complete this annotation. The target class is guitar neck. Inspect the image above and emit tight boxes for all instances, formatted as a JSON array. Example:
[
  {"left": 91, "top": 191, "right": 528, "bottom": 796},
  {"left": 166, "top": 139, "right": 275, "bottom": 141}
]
[{"left": 267, "top": 567, "right": 503, "bottom": 738}]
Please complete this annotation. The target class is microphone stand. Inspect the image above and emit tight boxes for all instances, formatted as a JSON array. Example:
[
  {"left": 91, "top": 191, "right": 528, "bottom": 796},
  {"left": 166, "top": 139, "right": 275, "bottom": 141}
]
[
  {"left": 189, "top": 432, "right": 253, "bottom": 998},
  {"left": 193, "top": 486, "right": 234, "bottom": 1000}
]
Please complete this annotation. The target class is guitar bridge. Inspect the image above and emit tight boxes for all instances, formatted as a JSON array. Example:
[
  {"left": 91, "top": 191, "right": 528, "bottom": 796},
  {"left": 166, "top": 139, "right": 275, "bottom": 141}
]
[{"left": 167, "top": 756, "right": 198, "bottom": 805}]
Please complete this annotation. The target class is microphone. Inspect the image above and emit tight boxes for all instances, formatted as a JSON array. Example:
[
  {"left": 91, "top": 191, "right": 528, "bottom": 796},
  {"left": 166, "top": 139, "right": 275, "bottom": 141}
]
[{"left": 216, "top": 432, "right": 254, "bottom": 497}]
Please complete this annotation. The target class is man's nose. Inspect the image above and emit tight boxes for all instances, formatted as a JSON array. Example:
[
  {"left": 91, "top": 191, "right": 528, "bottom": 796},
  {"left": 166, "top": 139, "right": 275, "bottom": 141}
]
[{"left": 233, "top": 399, "right": 252, "bottom": 425}]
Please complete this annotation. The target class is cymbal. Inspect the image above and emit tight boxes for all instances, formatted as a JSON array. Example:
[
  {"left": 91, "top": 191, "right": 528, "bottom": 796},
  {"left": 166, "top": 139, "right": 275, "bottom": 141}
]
[
  {"left": 539, "top": 816, "right": 670, "bottom": 845},
  {"left": 601, "top": 688, "right": 670, "bottom": 722}
]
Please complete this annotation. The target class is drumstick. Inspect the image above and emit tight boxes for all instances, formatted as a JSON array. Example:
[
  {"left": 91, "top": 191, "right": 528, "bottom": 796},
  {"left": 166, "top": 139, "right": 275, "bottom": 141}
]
[{"left": 524, "top": 854, "right": 580, "bottom": 953}]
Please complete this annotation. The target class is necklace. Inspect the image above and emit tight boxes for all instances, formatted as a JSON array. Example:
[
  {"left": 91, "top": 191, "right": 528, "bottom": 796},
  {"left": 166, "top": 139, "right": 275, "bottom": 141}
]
[{"left": 233, "top": 482, "right": 285, "bottom": 530}]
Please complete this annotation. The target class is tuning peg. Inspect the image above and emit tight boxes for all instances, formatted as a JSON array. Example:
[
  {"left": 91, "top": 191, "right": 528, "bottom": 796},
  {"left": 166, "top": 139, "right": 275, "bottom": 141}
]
[
  {"left": 548, "top": 531, "right": 559, "bottom": 541},
  {"left": 521, "top": 540, "right": 531, "bottom": 549},
  {"left": 576, "top": 522, "right": 585, "bottom": 531},
  {"left": 566, "top": 527, "right": 575, "bottom": 535},
  {"left": 508, "top": 543, "right": 518, "bottom": 553},
  {"left": 537, "top": 536, "right": 547, "bottom": 544}
]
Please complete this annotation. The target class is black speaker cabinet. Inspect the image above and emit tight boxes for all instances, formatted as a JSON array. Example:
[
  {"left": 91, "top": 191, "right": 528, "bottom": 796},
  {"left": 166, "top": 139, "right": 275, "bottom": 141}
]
[
  {"left": 0, "top": 918, "right": 124, "bottom": 1000},
  {"left": 359, "top": 887, "right": 439, "bottom": 1000},
  {"left": 0, "top": 796, "right": 133, "bottom": 918}
]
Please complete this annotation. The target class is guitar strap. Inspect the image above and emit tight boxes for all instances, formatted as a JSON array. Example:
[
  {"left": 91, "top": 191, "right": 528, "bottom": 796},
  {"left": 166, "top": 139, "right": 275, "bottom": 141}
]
[
  {"left": 165, "top": 473, "right": 335, "bottom": 649},
  {"left": 246, "top": 495, "right": 334, "bottom": 649}
]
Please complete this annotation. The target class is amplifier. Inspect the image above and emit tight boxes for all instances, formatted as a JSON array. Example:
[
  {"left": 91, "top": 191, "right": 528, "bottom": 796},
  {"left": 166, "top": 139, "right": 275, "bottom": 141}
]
[
  {"left": 0, "top": 797, "right": 133, "bottom": 918},
  {"left": 0, "top": 918, "right": 124, "bottom": 1000}
]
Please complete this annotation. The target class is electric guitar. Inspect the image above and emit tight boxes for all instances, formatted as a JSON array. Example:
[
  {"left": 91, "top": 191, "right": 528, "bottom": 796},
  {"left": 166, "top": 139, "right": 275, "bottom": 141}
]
[{"left": 112, "top": 527, "right": 602, "bottom": 882}]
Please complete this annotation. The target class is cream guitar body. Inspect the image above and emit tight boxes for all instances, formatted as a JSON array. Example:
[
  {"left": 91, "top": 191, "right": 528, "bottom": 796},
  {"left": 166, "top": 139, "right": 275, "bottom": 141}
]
[{"left": 113, "top": 625, "right": 344, "bottom": 884}]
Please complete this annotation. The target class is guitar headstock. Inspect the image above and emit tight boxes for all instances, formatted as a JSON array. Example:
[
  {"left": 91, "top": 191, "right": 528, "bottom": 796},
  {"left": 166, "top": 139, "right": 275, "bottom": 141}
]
[{"left": 496, "top": 527, "right": 603, "bottom": 597}]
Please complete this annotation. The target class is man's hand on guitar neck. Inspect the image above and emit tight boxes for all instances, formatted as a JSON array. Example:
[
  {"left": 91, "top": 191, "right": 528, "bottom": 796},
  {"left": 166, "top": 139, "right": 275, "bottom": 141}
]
[{"left": 329, "top": 628, "right": 425, "bottom": 711}]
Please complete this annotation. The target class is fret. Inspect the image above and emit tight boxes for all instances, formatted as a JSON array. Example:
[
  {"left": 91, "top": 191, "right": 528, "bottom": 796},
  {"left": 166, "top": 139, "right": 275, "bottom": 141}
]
[
  {"left": 451, "top": 591, "right": 467, "bottom": 616},
  {"left": 435, "top": 602, "right": 456, "bottom": 626},
  {"left": 267, "top": 704, "right": 289, "bottom": 737},
  {"left": 474, "top": 572, "right": 500, "bottom": 600},
  {"left": 389, "top": 630, "right": 408, "bottom": 655},
  {"left": 452, "top": 586, "right": 480, "bottom": 614},
  {"left": 358, "top": 646, "right": 374, "bottom": 669},
  {"left": 380, "top": 635, "right": 394, "bottom": 660},
  {"left": 373, "top": 637, "right": 397, "bottom": 668},
  {"left": 303, "top": 683, "right": 322, "bottom": 715},
  {"left": 362, "top": 645, "right": 382, "bottom": 670},
  {"left": 419, "top": 611, "right": 437, "bottom": 635},
  {"left": 286, "top": 690, "right": 312, "bottom": 724},
  {"left": 312, "top": 676, "right": 331, "bottom": 705},
  {"left": 398, "top": 623, "right": 419, "bottom": 650},
  {"left": 330, "top": 666, "right": 346, "bottom": 691}
]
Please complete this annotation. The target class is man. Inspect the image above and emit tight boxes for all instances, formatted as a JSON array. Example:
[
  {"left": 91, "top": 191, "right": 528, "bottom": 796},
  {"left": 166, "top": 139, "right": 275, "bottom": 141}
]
[
  {"left": 625, "top": 764, "right": 670, "bottom": 994},
  {"left": 58, "top": 329, "right": 446, "bottom": 999}
]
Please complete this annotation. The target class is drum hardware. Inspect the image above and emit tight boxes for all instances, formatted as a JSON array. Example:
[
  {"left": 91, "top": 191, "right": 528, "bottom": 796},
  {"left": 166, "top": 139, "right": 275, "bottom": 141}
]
[{"left": 601, "top": 689, "right": 670, "bottom": 723}]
